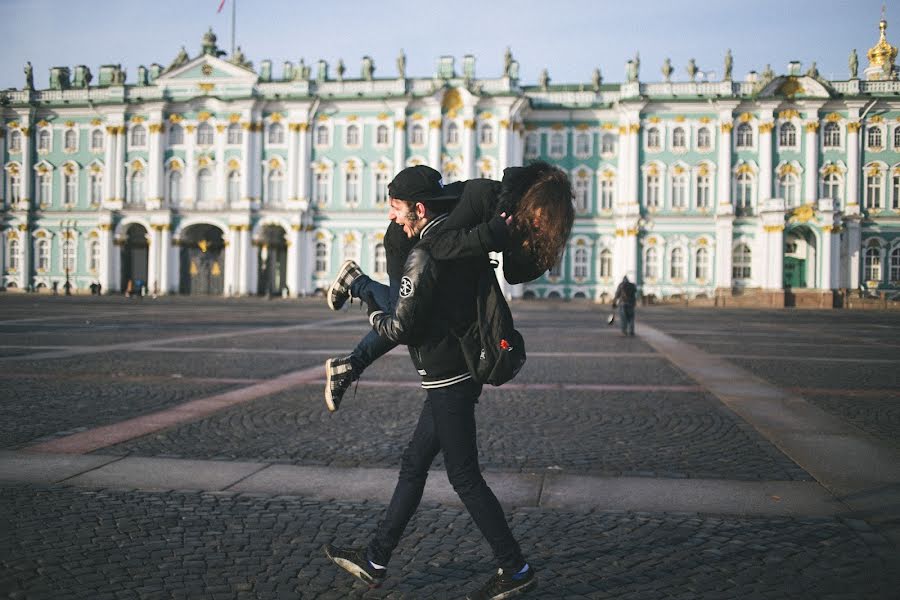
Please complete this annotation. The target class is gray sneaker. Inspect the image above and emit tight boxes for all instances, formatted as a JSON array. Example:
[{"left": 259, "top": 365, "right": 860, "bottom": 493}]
[
  {"left": 325, "top": 355, "right": 356, "bottom": 412},
  {"left": 327, "top": 260, "right": 364, "bottom": 311}
]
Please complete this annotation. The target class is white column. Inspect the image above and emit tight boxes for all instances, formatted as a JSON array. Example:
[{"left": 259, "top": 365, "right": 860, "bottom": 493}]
[
  {"left": 715, "top": 219, "right": 733, "bottom": 290},
  {"left": 846, "top": 123, "right": 860, "bottom": 209},
  {"left": 298, "top": 123, "right": 310, "bottom": 200},
  {"left": 147, "top": 226, "right": 160, "bottom": 295},
  {"left": 248, "top": 242, "right": 259, "bottom": 295},
  {"left": 428, "top": 117, "right": 441, "bottom": 170},
  {"left": 20, "top": 124, "right": 32, "bottom": 208},
  {"left": 19, "top": 226, "right": 31, "bottom": 290},
  {"left": 148, "top": 120, "right": 163, "bottom": 204},
  {"left": 223, "top": 225, "right": 236, "bottom": 296},
  {"left": 287, "top": 224, "right": 301, "bottom": 296},
  {"left": 804, "top": 121, "right": 819, "bottom": 204},
  {"left": 820, "top": 226, "right": 834, "bottom": 289},
  {"left": 103, "top": 126, "right": 115, "bottom": 203},
  {"left": 159, "top": 225, "right": 171, "bottom": 294},
  {"left": 498, "top": 119, "right": 510, "bottom": 171},
  {"left": 251, "top": 120, "right": 262, "bottom": 202},
  {"left": 185, "top": 125, "right": 197, "bottom": 206},
  {"left": 717, "top": 123, "right": 733, "bottom": 214},
  {"left": 215, "top": 124, "right": 226, "bottom": 204},
  {"left": 238, "top": 226, "right": 250, "bottom": 295},
  {"left": 241, "top": 118, "right": 252, "bottom": 201},
  {"left": 763, "top": 226, "right": 784, "bottom": 289},
  {"left": 758, "top": 123, "right": 773, "bottom": 202},
  {"left": 846, "top": 220, "right": 862, "bottom": 289},
  {"left": 115, "top": 126, "right": 126, "bottom": 202},
  {"left": 287, "top": 123, "right": 299, "bottom": 200},
  {"left": 393, "top": 119, "right": 406, "bottom": 173}
]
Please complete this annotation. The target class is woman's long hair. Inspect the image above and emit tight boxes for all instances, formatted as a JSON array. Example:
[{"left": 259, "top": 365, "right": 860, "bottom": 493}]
[{"left": 512, "top": 163, "right": 575, "bottom": 272}]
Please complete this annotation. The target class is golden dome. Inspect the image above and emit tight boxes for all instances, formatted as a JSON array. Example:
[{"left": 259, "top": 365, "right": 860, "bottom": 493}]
[{"left": 867, "top": 18, "right": 897, "bottom": 69}]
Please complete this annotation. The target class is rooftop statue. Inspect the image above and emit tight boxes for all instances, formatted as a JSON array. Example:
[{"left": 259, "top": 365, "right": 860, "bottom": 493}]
[
  {"left": 849, "top": 49, "right": 859, "bottom": 79},
  {"left": 336, "top": 59, "right": 345, "bottom": 81},
  {"left": 169, "top": 46, "right": 189, "bottom": 71},
  {"left": 396, "top": 49, "right": 406, "bottom": 78},
  {"left": 592, "top": 67, "right": 602, "bottom": 91},
  {"left": 686, "top": 58, "right": 698, "bottom": 82},
  {"left": 24, "top": 61, "right": 34, "bottom": 90},
  {"left": 362, "top": 56, "right": 375, "bottom": 81},
  {"left": 504, "top": 47, "right": 514, "bottom": 77},
  {"left": 724, "top": 49, "right": 733, "bottom": 80},
  {"left": 661, "top": 58, "right": 673, "bottom": 82},
  {"left": 539, "top": 68, "right": 550, "bottom": 91}
]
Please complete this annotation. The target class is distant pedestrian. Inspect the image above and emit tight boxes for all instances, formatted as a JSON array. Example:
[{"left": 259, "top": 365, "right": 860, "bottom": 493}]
[{"left": 612, "top": 275, "right": 637, "bottom": 336}]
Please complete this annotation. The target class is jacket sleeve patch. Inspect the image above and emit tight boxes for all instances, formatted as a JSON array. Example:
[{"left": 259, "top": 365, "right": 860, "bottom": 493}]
[{"left": 399, "top": 276, "right": 414, "bottom": 298}]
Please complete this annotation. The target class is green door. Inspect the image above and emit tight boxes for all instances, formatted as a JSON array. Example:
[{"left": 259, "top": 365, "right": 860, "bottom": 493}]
[{"left": 783, "top": 257, "right": 806, "bottom": 288}]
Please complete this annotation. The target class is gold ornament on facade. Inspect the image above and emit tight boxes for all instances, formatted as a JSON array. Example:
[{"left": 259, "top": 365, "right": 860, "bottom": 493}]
[
  {"left": 601, "top": 123, "right": 616, "bottom": 130},
  {"left": 629, "top": 124, "right": 641, "bottom": 134},
  {"left": 673, "top": 166, "right": 685, "bottom": 175},
  {"left": 64, "top": 120, "right": 76, "bottom": 128},
  {"left": 758, "top": 122, "right": 775, "bottom": 133},
  {"left": 216, "top": 125, "right": 226, "bottom": 133},
  {"left": 614, "top": 229, "right": 625, "bottom": 237},
  {"left": 575, "top": 123, "right": 590, "bottom": 131},
  {"left": 721, "top": 123, "right": 734, "bottom": 133},
  {"left": 345, "top": 160, "right": 357, "bottom": 172},
  {"left": 778, "top": 110, "right": 799, "bottom": 120},
  {"left": 345, "top": 115, "right": 357, "bottom": 122},
  {"left": 625, "top": 228, "right": 638, "bottom": 237},
  {"left": 168, "top": 114, "right": 184, "bottom": 124},
  {"left": 601, "top": 170, "right": 615, "bottom": 181},
  {"left": 20, "top": 127, "right": 30, "bottom": 135},
  {"left": 227, "top": 158, "right": 240, "bottom": 171},
  {"left": 550, "top": 123, "right": 564, "bottom": 131},
  {"left": 463, "top": 120, "right": 474, "bottom": 130},
  {"left": 823, "top": 164, "right": 842, "bottom": 176},
  {"left": 825, "top": 112, "right": 842, "bottom": 122},
  {"left": 441, "top": 88, "right": 463, "bottom": 115},
  {"left": 131, "top": 160, "right": 144, "bottom": 171},
  {"left": 130, "top": 116, "right": 145, "bottom": 124},
  {"left": 499, "top": 119, "right": 510, "bottom": 129},
  {"left": 169, "top": 161, "right": 183, "bottom": 171},
  {"left": 377, "top": 112, "right": 391, "bottom": 121},
  {"left": 429, "top": 119, "right": 441, "bottom": 129},
  {"left": 698, "top": 165, "right": 710, "bottom": 177},
  {"left": 697, "top": 238, "right": 708, "bottom": 246},
  {"left": 867, "top": 16, "right": 898, "bottom": 69},
  {"left": 764, "top": 224, "right": 785, "bottom": 233},
  {"left": 778, "top": 163, "right": 798, "bottom": 176},
  {"left": 868, "top": 115, "right": 884, "bottom": 123},
  {"left": 148, "top": 123, "right": 164, "bottom": 133},
  {"left": 241, "top": 122, "right": 252, "bottom": 130},
  {"left": 739, "top": 113, "right": 754, "bottom": 123},
  {"left": 480, "top": 112, "right": 493, "bottom": 120},
  {"left": 411, "top": 113, "right": 424, "bottom": 121},
  {"left": 198, "top": 83, "right": 215, "bottom": 93},
  {"left": 577, "top": 168, "right": 589, "bottom": 178},
  {"left": 847, "top": 121, "right": 862, "bottom": 133},
  {"left": 736, "top": 163, "right": 753, "bottom": 175},
  {"left": 699, "top": 117, "right": 711, "bottom": 124},
  {"left": 36, "top": 164, "right": 49, "bottom": 175},
  {"left": 198, "top": 156, "right": 210, "bottom": 168},
  {"left": 228, "top": 113, "right": 241, "bottom": 123},
  {"left": 37, "top": 120, "right": 50, "bottom": 128},
  {"left": 648, "top": 116, "right": 661, "bottom": 124},
  {"left": 270, "top": 112, "right": 283, "bottom": 122},
  {"left": 316, "top": 231, "right": 327, "bottom": 241},
  {"left": 198, "top": 112, "right": 212, "bottom": 122},
  {"left": 185, "top": 125, "right": 196, "bottom": 133},
  {"left": 7, "top": 164, "right": 20, "bottom": 175},
  {"left": 314, "top": 163, "right": 328, "bottom": 174},
  {"left": 867, "top": 165, "right": 882, "bottom": 177},
  {"left": 647, "top": 164, "right": 659, "bottom": 177},
  {"left": 201, "top": 63, "right": 214, "bottom": 76},
  {"left": 789, "top": 204, "right": 815, "bottom": 224},
  {"left": 317, "top": 114, "right": 330, "bottom": 121},
  {"left": 777, "top": 78, "right": 805, "bottom": 98},
  {"left": 7, "top": 121, "right": 19, "bottom": 130},
  {"left": 90, "top": 118, "right": 102, "bottom": 126},
  {"left": 63, "top": 163, "right": 76, "bottom": 176},
  {"left": 674, "top": 115, "right": 686, "bottom": 123}
]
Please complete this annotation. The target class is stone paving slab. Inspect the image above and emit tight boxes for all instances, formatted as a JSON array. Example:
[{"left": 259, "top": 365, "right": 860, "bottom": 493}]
[
  {"left": 0, "top": 452, "right": 122, "bottom": 484},
  {"left": 98, "top": 385, "right": 812, "bottom": 481},
  {"left": 729, "top": 358, "right": 900, "bottom": 391},
  {"left": 1, "top": 485, "right": 897, "bottom": 599},
  {"left": 800, "top": 393, "right": 900, "bottom": 448},
  {"left": 65, "top": 456, "right": 267, "bottom": 492}
]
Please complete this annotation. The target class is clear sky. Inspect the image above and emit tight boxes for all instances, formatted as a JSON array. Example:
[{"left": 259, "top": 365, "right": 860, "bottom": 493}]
[{"left": 1, "top": 0, "right": 894, "bottom": 90}]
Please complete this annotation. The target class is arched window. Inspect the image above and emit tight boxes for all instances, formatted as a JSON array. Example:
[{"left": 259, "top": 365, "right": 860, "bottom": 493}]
[
  {"left": 779, "top": 122, "right": 796, "bottom": 147},
  {"left": 410, "top": 124, "right": 425, "bottom": 146},
  {"left": 573, "top": 247, "right": 589, "bottom": 280},
  {"left": 736, "top": 171, "right": 754, "bottom": 212},
  {"left": 697, "top": 127, "right": 711, "bottom": 150},
  {"left": 599, "top": 249, "right": 612, "bottom": 279},
  {"left": 345, "top": 124, "right": 360, "bottom": 147},
  {"left": 130, "top": 125, "right": 146, "bottom": 147},
  {"left": 64, "top": 129, "right": 77, "bottom": 151},
  {"left": 646, "top": 127, "right": 660, "bottom": 150},
  {"left": 375, "top": 171, "right": 389, "bottom": 204},
  {"left": 890, "top": 246, "right": 900, "bottom": 282},
  {"left": 646, "top": 171, "right": 661, "bottom": 208},
  {"left": 344, "top": 169, "right": 359, "bottom": 205},
  {"left": 197, "top": 122, "right": 214, "bottom": 146},
  {"left": 36, "top": 239, "right": 50, "bottom": 271},
  {"left": 315, "top": 125, "right": 330, "bottom": 146},
  {"left": 9, "top": 130, "right": 22, "bottom": 153},
  {"left": 867, "top": 127, "right": 882, "bottom": 149},
  {"left": 574, "top": 175, "right": 590, "bottom": 213},
  {"left": 197, "top": 168, "right": 213, "bottom": 205},
  {"left": 732, "top": 244, "right": 752, "bottom": 279},
  {"left": 9, "top": 171, "right": 21, "bottom": 205},
  {"left": 823, "top": 172, "right": 842, "bottom": 203},
  {"left": 525, "top": 133, "right": 539, "bottom": 157},
  {"left": 227, "top": 123, "right": 242, "bottom": 145},
  {"left": 89, "top": 171, "right": 102, "bottom": 205},
  {"left": 63, "top": 171, "right": 77, "bottom": 206},
  {"left": 696, "top": 171, "right": 711, "bottom": 209},
  {"left": 314, "top": 169, "right": 331, "bottom": 204},
  {"left": 376, "top": 125, "right": 390, "bottom": 146},
  {"left": 736, "top": 123, "right": 753, "bottom": 148},
  {"left": 670, "top": 247, "right": 685, "bottom": 279},
  {"left": 37, "top": 171, "right": 52, "bottom": 205},
  {"left": 267, "top": 168, "right": 284, "bottom": 205},
  {"left": 866, "top": 168, "right": 883, "bottom": 209},
  {"left": 479, "top": 123, "right": 494, "bottom": 145},
  {"left": 268, "top": 122, "right": 285, "bottom": 145},
  {"left": 549, "top": 132, "right": 565, "bottom": 156},
  {"left": 8, "top": 239, "right": 20, "bottom": 272},
  {"left": 864, "top": 246, "right": 881, "bottom": 282},
  {"left": 671, "top": 172, "right": 687, "bottom": 209},
  {"left": 168, "top": 169, "right": 182, "bottom": 206},
  {"left": 695, "top": 247, "right": 710, "bottom": 280},
  {"left": 600, "top": 177, "right": 615, "bottom": 210},
  {"left": 38, "top": 129, "right": 51, "bottom": 152},
  {"left": 575, "top": 132, "right": 590, "bottom": 155},
  {"left": 315, "top": 241, "right": 328, "bottom": 272},
  {"left": 129, "top": 170, "right": 145, "bottom": 204},
  {"left": 601, "top": 133, "right": 616, "bottom": 155},
  {"left": 446, "top": 122, "right": 460, "bottom": 146},
  {"left": 374, "top": 243, "right": 387, "bottom": 274},
  {"left": 168, "top": 124, "right": 184, "bottom": 145},
  {"left": 672, "top": 127, "right": 686, "bottom": 149},
  {"left": 91, "top": 129, "right": 104, "bottom": 151},
  {"left": 89, "top": 240, "right": 101, "bottom": 272},
  {"left": 227, "top": 170, "right": 240, "bottom": 204},
  {"left": 644, "top": 247, "right": 659, "bottom": 279},
  {"left": 778, "top": 172, "right": 800, "bottom": 207},
  {"left": 823, "top": 122, "right": 840, "bottom": 148}
]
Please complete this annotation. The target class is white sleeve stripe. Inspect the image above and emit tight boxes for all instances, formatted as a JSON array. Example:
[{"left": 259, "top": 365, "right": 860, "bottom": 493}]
[{"left": 369, "top": 310, "right": 384, "bottom": 326}]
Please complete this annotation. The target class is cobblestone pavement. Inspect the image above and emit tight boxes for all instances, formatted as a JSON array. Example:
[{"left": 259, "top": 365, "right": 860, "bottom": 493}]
[{"left": 2, "top": 485, "right": 897, "bottom": 600}]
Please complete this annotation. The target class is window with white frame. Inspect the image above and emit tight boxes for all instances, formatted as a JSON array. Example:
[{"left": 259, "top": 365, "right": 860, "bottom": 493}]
[
  {"left": 601, "top": 133, "right": 616, "bottom": 155},
  {"left": 227, "top": 123, "right": 242, "bottom": 145},
  {"left": 344, "top": 169, "right": 359, "bottom": 205},
  {"left": 375, "top": 171, "right": 389, "bottom": 204},
  {"left": 314, "top": 169, "right": 331, "bottom": 204},
  {"left": 866, "top": 171, "right": 883, "bottom": 209},
  {"left": 890, "top": 246, "right": 900, "bottom": 281},
  {"left": 89, "top": 171, "right": 102, "bottom": 205},
  {"left": 695, "top": 247, "right": 710, "bottom": 280},
  {"left": 36, "top": 239, "right": 50, "bottom": 271},
  {"left": 168, "top": 169, "right": 182, "bottom": 206},
  {"left": 8, "top": 239, "right": 20, "bottom": 272},
  {"left": 9, "top": 130, "right": 22, "bottom": 153},
  {"left": 479, "top": 123, "right": 494, "bottom": 145},
  {"left": 37, "top": 171, "right": 51, "bottom": 205},
  {"left": 197, "top": 168, "right": 213, "bottom": 205},
  {"left": 315, "top": 241, "right": 328, "bottom": 272},
  {"left": 89, "top": 239, "right": 100, "bottom": 272},
  {"left": 315, "top": 125, "right": 330, "bottom": 146},
  {"left": 63, "top": 171, "right": 77, "bottom": 206},
  {"left": 644, "top": 247, "right": 659, "bottom": 279},
  {"left": 197, "top": 122, "right": 214, "bottom": 146},
  {"left": 267, "top": 167, "right": 284, "bottom": 205},
  {"left": 599, "top": 248, "right": 612, "bottom": 278},
  {"left": 867, "top": 127, "right": 882, "bottom": 149},
  {"left": 227, "top": 170, "right": 240, "bottom": 204},
  {"left": 893, "top": 172, "right": 900, "bottom": 209},
  {"left": 64, "top": 129, "right": 77, "bottom": 152},
  {"left": 779, "top": 122, "right": 797, "bottom": 147},
  {"left": 9, "top": 170, "right": 21, "bottom": 205},
  {"left": 736, "top": 123, "right": 753, "bottom": 148},
  {"left": 736, "top": 171, "right": 754, "bottom": 212},
  {"left": 646, "top": 127, "right": 661, "bottom": 150},
  {"left": 697, "top": 127, "right": 711, "bottom": 150},
  {"left": 672, "top": 127, "right": 686, "bottom": 150},
  {"left": 345, "top": 124, "right": 360, "bottom": 147},
  {"left": 823, "top": 122, "right": 841, "bottom": 148},
  {"left": 168, "top": 124, "right": 184, "bottom": 145},
  {"left": 130, "top": 125, "right": 146, "bottom": 147},
  {"left": 732, "top": 244, "right": 751, "bottom": 279},
  {"left": 778, "top": 173, "right": 800, "bottom": 207},
  {"left": 671, "top": 172, "right": 687, "bottom": 209},
  {"left": 894, "top": 127, "right": 900, "bottom": 150},
  {"left": 61, "top": 238, "right": 75, "bottom": 272},
  {"left": 574, "top": 174, "right": 590, "bottom": 213},
  {"left": 374, "top": 243, "right": 387, "bottom": 274},
  {"left": 343, "top": 238, "right": 360, "bottom": 263},
  {"left": 670, "top": 247, "right": 685, "bottom": 279},
  {"left": 696, "top": 171, "right": 711, "bottom": 209},
  {"left": 376, "top": 124, "right": 390, "bottom": 146},
  {"left": 38, "top": 129, "right": 51, "bottom": 152},
  {"left": 446, "top": 122, "right": 459, "bottom": 146},
  {"left": 407, "top": 123, "right": 424, "bottom": 146},
  {"left": 823, "top": 172, "right": 842, "bottom": 203},
  {"left": 573, "top": 246, "right": 589, "bottom": 280},
  {"left": 90, "top": 129, "right": 104, "bottom": 151},
  {"left": 646, "top": 172, "right": 661, "bottom": 209},
  {"left": 600, "top": 177, "right": 614, "bottom": 210},
  {"left": 864, "top": 245, "right": 881, "bottom": 281},
  {"left": 268, "top": 122, "right": 285, "bottom": 145},
  {"left": 549, "top": 132, "right": 565, "bottom": 156},
  {"left": 575, "top": 132, "right": 591, "bottom": 156},
  {"left": 525, "top": 133, "right": 539, "bottom": 157}
]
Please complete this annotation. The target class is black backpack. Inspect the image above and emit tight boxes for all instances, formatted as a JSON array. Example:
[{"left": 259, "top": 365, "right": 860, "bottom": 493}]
[{"left": 455, "top": 260, "right": 527, "bottom": 386}]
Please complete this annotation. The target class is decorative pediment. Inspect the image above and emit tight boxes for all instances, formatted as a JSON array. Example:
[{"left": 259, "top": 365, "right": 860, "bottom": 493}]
[
  {"left": 155, "top": 54, "right": 257, "bottom": 87},
  {"left": 757, "top": 76, "right": 834, "bottom": 100}
]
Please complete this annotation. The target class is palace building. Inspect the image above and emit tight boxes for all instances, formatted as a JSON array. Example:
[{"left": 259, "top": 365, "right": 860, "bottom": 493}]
[{"left": 2, "top": 20, "right": 899, "bottom": 303}]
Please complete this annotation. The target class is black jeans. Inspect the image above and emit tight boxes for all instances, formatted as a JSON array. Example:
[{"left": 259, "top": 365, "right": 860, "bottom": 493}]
[{"left": 367, "top": 378, "right": 526, "bottom": 572}]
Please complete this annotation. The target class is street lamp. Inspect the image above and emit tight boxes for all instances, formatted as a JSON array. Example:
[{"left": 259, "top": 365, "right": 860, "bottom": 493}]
[{"left": 62, "top": 219, "right": 77, "bottom": 296}]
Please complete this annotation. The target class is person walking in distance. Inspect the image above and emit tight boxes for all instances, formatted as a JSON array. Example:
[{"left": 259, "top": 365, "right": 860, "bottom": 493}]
[{"left": 613, "top": 275, "right": 638, "bottom": 336}]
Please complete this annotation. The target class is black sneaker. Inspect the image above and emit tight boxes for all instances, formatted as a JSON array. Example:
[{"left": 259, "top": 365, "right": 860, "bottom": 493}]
[
  {"left": 327, "top": 260, "right": 364, "bottom": 311},
  {"left": 325, "top": 355, "right": 355, "bottom": 412},
  {"left": 323, "top": 544, "right": 386, "bottom": 588},
  {"left": 467, "top": 566, "right": 537, "bottom": 600}
]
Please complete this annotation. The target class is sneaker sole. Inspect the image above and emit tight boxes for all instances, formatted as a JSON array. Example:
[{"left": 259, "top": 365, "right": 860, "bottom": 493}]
[
  {"left": 324, "top": 359, "right": 338, "bottom": 412},
  {"left": 324, "top": 547, "right": 382, "bottom": 588},
  {"left": 467, "top": 577, "right": 537, "bottom": 600},
  {"left": 326, "top": 260, "right": 356, "bottom": 311}
]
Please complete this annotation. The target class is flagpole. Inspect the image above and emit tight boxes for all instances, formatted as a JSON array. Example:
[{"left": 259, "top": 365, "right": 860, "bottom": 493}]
[{"left": 231, "top": 0, "right": 236, "bottom": 57}]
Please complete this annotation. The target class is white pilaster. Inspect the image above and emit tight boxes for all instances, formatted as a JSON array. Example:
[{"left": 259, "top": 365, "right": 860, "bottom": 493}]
[
  {"left": 428, "top": 117, "right": 441, "bottom": 171},
  {"left": 115, "top": 125, "right": 126, "bottom": 202},
  {"left": 498, "top": 119, "right": 510, "bottom": 171},
  {"left": 20, "top": 122, "right": 32, "bottom": 208},
  {"left": 251, "top": 117, "right": 263, "bottom": 203},
  {"left": 19, "top": 227, "right": 31, "bottom": 290},
  {"left": 287, "top": 122, "right": 299, "bottom": 200},
  {"left": 846, "top": 219, "right": 862, "bottom": 289},
  {"left": 758, "top": 123, "right": 773, "bottom": 203},
  {"left": 846, "top": 124, "right": 860, "bottom": 209},
  {"left": 298, "top": 122, "right": 310, "bottom": 200},
  {"left": 287, "top": 224, "right": 301, "bottom": 297},
  {"left": 241, "top": 115, "right": 252, "bottom": 202},
  {"left": 185, "top": 124, "right": 197, "bottom": 207},
  {"left": 393, "top": 116, "right": 406, "bottom": 173},
  {"left": 715, "top": 219, "right": 734, "bottom": 290},
  {"left": 238, "top": 225, "right": 250, "bottom": 295},
  {"left": 148, "top": 117, "right": 164, "bottom": 206},
  {"left": 159, "top": 225, "right": 171, "bottom": 294},
  {"left": 147, "top": 226, "right": 160, "bottom": 295},
  {"left": 215, "top": 123, "right": 226, "bottom": 205},
  {"left": 804, "top": 122, "right": 819, "bottom": 204},
  {"left": 103, "top": 126, "right": 115, "bottom": 204}
]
